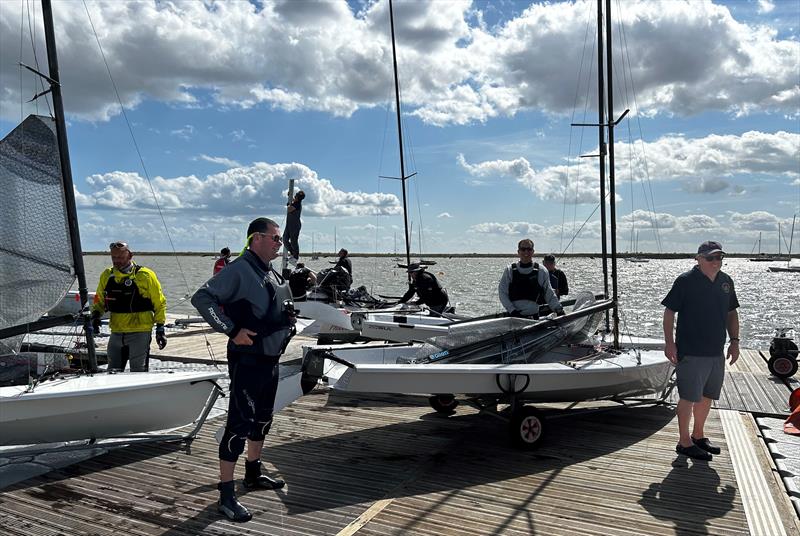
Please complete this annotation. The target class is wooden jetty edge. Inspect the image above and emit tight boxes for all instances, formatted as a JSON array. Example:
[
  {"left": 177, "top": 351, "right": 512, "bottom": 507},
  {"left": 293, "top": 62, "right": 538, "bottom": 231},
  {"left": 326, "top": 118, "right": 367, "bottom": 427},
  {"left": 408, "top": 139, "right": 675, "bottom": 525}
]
[{"left": 1, "top": 323, "right": 798, "bottom": 535}]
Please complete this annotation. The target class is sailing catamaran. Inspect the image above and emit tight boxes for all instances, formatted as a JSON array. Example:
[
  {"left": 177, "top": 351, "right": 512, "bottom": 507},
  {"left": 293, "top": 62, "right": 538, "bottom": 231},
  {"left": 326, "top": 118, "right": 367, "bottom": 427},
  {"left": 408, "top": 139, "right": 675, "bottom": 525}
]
[
  {"left": 298, "top": 0, "right": 673, "bottom": 449},
  {"left": 0, "top": 1, "right": 223, "bottom": 449}
]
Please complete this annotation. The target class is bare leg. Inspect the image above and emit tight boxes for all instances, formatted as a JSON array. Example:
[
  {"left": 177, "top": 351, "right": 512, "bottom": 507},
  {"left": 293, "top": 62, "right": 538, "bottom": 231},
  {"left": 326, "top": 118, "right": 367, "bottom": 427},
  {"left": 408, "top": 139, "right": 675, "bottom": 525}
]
[
  {"left": 676, "top": 399, "right": 694, "bottom": 447},
  {"left": 220, "top": 459, "right": 235, "bottom": 482},
  {"left": 691, "top": 397, "right": 713, "bottom": 439},
  {"left": 246, "top": 440, "right": 264, "bottom": 463}
]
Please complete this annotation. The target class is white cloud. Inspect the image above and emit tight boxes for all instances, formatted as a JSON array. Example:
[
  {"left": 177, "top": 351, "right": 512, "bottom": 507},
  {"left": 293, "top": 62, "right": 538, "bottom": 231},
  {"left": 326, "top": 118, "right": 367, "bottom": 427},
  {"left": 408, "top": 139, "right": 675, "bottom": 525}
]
[
  {"left": 459, "top": 130, "right": 799, "bottom": 204},
  {"left": 468, "top": 221, "right": 546, "bottom": 236},
  {"left": 437, "top": 212, "right": 453, "bottom": 218},
  {"left": 757, "top": 1, "right": 775, "bottom": 14},
  {"left": 197, "top": 154, "right": 242, "bottom": 168},
  {"left": 76, "top": 161, "right": 401, "bottom": 218},
  {"left": 2, "top": 1, "right": 797, "bottom": 124},
  {"left": 170, "top": 125, "right": 195, "bottom": 139}
]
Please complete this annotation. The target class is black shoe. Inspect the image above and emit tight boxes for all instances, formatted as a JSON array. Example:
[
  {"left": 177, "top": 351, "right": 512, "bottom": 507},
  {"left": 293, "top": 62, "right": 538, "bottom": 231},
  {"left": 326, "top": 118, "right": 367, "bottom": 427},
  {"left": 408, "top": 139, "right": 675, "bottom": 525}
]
[
  {"left": 676, "top": 443, "right": 712, "bottom": 461},
  {"left": 243, "top": 459, "right": 285, "bottom": 490},
  {"left": 217, "top": 481, "right": 252, "bottom": 522},
  {"left": 692, "top": 436, "right": 721, "bottom": 455}
]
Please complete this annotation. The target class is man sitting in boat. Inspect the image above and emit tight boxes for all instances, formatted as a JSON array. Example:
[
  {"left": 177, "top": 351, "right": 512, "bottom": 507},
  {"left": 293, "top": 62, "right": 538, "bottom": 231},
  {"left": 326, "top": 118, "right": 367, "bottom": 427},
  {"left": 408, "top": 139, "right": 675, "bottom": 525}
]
[
  {"left": 542, "top": 253, "right": 569, "bottom": 298},
  {"left": 499, "top": 239, "right": 564, "bottom": 319},
  {"left": 191, "top": 217, "right": 296, "bottom": 523},
  {"left": 213, "top": 247, "right": 231, "bottom": 274},
  {"left": 90, "top": 241, "right": 167, "bottom": 371},
  {"left": 331, "top": 247, "right": 353, "bottom": 277},
  {"left": 398, "top": 263, "right": 450, "bottom": 314},
  {"left": 288, "top": 262, "right": 316, "bottom": 300}
]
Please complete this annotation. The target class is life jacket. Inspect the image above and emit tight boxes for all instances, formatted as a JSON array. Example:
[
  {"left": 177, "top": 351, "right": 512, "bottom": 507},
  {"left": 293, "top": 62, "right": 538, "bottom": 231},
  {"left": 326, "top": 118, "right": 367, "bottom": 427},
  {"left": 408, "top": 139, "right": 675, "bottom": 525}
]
[
  {"left": 289, "top": 267, "right": 312, "bottom": 298},
  {"left": 103, "top": 265, "right": 155, "bottom": 314},
  {"left": 508, "top": 262, "right": 542, "bottom": 302},
  {"left": 224, "top": 263, "right": 295, "bottom": 357}
]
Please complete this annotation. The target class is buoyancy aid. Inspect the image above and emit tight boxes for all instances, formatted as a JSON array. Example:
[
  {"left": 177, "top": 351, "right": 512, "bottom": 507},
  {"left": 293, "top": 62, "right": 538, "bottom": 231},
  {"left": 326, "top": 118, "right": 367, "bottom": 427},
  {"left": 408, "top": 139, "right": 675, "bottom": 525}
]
[
  {"left": 103, "top": 265, "right": 155, "bottom": 314},
  {"left": 508, "top": 262, "right": 542, "bottom": 302},
  {"left": 224, "top": 264, "right": 295, "bottom": 357}
]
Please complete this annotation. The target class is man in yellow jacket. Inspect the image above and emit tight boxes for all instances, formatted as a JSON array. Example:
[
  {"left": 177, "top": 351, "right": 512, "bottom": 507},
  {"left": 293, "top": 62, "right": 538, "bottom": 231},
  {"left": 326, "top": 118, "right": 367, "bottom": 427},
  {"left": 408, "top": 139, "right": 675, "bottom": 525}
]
[{"left": 91, "top": 241, "right": 167, "bottom": 371}]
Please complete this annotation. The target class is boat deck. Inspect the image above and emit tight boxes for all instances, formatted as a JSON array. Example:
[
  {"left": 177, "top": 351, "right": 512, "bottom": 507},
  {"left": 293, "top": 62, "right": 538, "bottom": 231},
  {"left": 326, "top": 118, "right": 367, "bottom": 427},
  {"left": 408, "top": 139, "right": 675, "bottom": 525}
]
[{"left": 2, "top": 328, "right": 798, "bottom": 535}]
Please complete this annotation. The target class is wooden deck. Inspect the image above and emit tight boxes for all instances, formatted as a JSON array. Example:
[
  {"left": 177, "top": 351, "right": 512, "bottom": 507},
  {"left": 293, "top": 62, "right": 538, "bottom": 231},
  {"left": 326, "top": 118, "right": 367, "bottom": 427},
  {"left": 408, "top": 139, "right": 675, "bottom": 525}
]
[{"left": 2, "top": 331, "right": 798, "bottom": 535}]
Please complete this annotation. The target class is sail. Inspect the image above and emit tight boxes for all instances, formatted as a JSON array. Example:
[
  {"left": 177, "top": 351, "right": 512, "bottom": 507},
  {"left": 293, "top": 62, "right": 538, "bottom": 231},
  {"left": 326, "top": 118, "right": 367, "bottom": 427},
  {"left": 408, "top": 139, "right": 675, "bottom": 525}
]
[
  {"left": 0, "top": 115, "right": 75, "bottom": 353},
  {"left": 399, "top": 292, "right": 608, "bottom": 365}
]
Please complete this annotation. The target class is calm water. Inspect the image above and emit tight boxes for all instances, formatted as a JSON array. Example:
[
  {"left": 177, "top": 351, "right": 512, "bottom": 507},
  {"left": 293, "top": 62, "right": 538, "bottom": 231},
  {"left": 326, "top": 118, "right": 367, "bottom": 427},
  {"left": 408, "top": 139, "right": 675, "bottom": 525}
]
[{"left": 80, "top": 255, "right": 799, "bottom": 350}]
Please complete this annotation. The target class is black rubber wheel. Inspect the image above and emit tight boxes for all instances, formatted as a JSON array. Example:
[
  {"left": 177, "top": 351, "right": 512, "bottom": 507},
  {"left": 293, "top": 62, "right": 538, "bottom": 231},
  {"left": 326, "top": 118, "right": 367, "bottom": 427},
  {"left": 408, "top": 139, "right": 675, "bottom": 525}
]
[
  {"left": 768, "top": 355, "right": 799, "bottom": 378},
  {"left": 769, "top": 340, "right": 799, "bottom": 359},
  {"left": 509, "top": 406, "right": 546, "bottom": 449},
  {"left": 428, "top": 394, "right": 459, "bottom": 414}
]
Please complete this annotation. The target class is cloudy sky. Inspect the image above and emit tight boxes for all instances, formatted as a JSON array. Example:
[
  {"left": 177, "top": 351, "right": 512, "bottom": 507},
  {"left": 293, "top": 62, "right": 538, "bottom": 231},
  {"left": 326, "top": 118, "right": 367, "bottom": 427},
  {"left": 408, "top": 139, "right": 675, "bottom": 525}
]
[{"left": 1, "top": 0, "right": 798, "bottom": 254}]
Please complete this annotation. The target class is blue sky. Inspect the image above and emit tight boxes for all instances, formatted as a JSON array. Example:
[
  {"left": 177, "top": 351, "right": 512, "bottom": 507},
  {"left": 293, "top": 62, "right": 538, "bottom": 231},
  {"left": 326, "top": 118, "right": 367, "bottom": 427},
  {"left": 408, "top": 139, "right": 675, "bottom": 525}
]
[{"left": 1, "top": 0, "right": 798, "bottom": 255}]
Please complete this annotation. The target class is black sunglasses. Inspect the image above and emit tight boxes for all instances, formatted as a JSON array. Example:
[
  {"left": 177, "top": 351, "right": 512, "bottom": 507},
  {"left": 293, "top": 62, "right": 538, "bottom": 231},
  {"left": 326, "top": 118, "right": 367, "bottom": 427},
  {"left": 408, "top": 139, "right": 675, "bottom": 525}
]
[
  {"left": 109, "top": 241, "right": 128, "bottom": 250},
  {"left": 255, "top": 232, "right": 282, "bottom": 243},
  {"left": 518, "top": 247, "right": 533, "bottom": 252},
  {"left": 703, "top": 254, "right": 724, "bottom": 261}
]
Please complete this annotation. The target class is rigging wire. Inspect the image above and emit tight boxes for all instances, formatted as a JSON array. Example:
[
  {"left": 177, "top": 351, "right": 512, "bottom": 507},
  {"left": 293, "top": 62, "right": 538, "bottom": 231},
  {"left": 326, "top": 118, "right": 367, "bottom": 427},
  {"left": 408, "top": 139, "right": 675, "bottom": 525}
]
[{"left": 81, "top": 1, "right": 218, "bottom": 364}]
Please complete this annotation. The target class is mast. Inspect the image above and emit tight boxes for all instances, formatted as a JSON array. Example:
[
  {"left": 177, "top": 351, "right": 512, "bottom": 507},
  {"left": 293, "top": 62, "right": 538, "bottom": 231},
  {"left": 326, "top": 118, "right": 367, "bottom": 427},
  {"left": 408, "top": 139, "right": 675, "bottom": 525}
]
[
  {"left": 605, "top": 0, "right": 620, "bottom": 348},
  {"left": 596, "top": 0, "right": 610, "bottom": 331},
  {"left": 388, "top": 0, "right": 413, "bottom": 272},
  {"left": 41, "top": 0, "right": 98, "bottom": 371}
]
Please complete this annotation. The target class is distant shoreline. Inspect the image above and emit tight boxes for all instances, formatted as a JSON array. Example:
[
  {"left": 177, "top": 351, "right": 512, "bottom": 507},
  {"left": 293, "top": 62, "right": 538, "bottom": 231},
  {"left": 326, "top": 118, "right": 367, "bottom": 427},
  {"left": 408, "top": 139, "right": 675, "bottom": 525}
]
[{"left": 82, "top": 251, "right": 800, "bottom": 259}]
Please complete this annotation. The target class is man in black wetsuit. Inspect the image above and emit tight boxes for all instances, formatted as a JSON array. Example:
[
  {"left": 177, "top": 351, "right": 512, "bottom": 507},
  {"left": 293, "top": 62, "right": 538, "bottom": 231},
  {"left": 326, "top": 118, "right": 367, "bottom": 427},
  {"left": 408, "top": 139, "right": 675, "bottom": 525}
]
[
  {"left": 192, "top": 217, "right": 296, "bottom": 523},
  {"left": 542, "top": 254, "right": 569, "bottom": 298},
  {"left": 283, "top": 190, "right": 304, "bottom": 265},
  {"left": 398, "top": 263, "right": 450, "bottom": 314}
]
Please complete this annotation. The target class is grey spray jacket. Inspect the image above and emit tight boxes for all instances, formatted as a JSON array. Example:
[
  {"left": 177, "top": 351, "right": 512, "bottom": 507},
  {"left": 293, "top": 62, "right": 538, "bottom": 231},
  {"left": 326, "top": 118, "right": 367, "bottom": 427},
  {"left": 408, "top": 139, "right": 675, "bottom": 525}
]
[{"left": 191, "top": 249, "right": 294, "bottom": 357}]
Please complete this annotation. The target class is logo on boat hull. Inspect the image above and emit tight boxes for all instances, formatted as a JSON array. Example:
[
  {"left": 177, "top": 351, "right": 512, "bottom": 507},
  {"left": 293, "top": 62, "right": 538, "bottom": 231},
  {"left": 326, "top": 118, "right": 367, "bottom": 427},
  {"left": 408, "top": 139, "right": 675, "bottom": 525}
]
[{"left": 429, "top": 350, "right": 450, "bottom": 362}]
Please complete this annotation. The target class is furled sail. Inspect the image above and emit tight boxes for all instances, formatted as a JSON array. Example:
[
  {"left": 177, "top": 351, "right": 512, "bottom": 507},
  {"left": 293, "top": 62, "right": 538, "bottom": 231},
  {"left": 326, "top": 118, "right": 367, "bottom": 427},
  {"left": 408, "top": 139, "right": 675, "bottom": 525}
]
[
  {"left": 0, "top": 115, "right": 75, "bottom": 354},
  {"left": 399, "top": 292, "right": 608, "bottom": 365}
]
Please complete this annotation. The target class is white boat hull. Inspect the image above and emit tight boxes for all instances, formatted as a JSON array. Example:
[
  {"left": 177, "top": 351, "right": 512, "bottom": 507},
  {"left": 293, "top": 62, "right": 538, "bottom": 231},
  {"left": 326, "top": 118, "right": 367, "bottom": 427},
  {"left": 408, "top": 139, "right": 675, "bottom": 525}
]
[
  {"left": 0, "top": 370, "right": 224, "bottom": 446},
  {"left": 303, "top": 343, "right": 673, "bottom": 403}
]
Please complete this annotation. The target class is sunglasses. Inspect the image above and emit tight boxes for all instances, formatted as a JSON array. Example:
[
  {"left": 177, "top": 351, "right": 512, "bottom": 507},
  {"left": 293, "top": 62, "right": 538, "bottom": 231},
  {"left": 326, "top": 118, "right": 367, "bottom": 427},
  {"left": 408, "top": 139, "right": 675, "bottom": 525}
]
[
  {"left": 109, "top": 241, "right": 128, "bottom": 250},
  {"left": 518, "top": 247, "right": 533, "bottom": 252},
  {"left": 255, "top": 232, "right": 282, "bottom": 243},
  {"left": 703, "top": 254, "right": 724, "bottom": 261}
]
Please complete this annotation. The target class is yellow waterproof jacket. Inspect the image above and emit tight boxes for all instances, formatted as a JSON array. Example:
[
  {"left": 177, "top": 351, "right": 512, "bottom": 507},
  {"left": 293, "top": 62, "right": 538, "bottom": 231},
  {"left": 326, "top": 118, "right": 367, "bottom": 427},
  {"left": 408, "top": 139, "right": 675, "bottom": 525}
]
[{"left": 92, "top": 263, "right": 167, "bottom": 333}]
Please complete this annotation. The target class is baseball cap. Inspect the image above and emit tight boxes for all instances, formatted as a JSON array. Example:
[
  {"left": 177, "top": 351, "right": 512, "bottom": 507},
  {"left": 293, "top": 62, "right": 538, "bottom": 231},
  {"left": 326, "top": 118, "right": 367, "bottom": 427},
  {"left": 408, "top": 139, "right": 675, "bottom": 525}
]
[{"left": 697, "top": 241, "right": 725, "bottom": 256}]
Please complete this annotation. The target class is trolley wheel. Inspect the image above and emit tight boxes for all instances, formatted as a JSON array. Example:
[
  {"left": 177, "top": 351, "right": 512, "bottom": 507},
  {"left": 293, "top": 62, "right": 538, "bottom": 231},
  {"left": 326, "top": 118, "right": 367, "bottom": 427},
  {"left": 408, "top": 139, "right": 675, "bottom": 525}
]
[
  {"left": 768, "top": 355, "right": 799, "bottom": 378},
  {"left": 509, "top": 406, "right": 546, "bottom": 449},
  {"left": 769, "top": 340, "right": 799, "bottom": 359},
  {"left": 428, "top": 394, "right": 459, "bottom": 414}
]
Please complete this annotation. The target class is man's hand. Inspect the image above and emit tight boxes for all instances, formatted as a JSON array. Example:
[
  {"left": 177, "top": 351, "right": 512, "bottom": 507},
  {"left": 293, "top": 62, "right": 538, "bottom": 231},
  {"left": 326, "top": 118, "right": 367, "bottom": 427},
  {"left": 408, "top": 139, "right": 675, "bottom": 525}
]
[
  {"left": 155, "top": 325, "right": 167, "bottom": 350},
  {"left": 556, "top": 309, "right": 566, "bottom": 317},
  {"left": 664, "top": 341, "right": 678, "bottom": 365},
  {"left": 232, "top": 328, "right": 256, "bottom": 346},
  {"left": 727, "top": 340, "right": 740, "bottom": 365}
]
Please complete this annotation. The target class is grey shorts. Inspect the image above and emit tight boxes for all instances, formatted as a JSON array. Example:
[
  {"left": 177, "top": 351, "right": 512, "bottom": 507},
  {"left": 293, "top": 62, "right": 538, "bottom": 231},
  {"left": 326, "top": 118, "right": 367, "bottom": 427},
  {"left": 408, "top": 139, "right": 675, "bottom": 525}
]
[
  {"left": 107, "top": 331, "right": 152, "bottom": 372},
  {"left": 675, "top": 354, "right": 725, "bottom": 402}
]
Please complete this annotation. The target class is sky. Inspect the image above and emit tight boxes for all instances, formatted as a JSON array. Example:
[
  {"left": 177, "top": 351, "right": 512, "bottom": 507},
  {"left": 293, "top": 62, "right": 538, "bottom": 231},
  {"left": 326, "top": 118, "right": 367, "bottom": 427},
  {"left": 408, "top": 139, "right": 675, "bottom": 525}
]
[{"left": 0, "top": 0, "right": 798, "bottom": 255}]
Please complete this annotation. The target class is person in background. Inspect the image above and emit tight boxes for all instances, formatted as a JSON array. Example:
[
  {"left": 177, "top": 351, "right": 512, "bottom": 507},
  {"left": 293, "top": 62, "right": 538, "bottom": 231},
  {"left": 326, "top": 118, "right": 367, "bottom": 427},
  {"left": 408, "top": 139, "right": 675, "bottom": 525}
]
[
  {"left": 288, "top": 262, "right": 316, "bottom": 300},
  {"left": 213, "top": 247, "right": 231, "bottom": 275},
  {"left": 498, "top": 239, "right": 564, "bottom": 318},
  {"left": 91, "top": 241, "right": 167, "bottom": 371},
  {"left": 399, "top": 263, "right": 450, "bottom": 314},
  {"left": 283, "top": 190, "right": 305, "bottom": 266},
  {"left": 662, "top": 240, "right": 739, "bottom": 462},
  {"left": 192, "top": 217, "right": 296, "bottom": 523},
  {"left": 542, "top": 254, "right": 569, "bottom": 298},
  {"left": 332, "top": 248, "right": 352, "bottom": 278}
]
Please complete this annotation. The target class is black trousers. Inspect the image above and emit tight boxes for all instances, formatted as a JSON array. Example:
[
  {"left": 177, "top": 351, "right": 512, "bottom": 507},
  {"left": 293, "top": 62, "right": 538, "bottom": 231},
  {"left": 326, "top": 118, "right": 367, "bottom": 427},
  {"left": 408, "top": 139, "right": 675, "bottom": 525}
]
[
  {"left": 283, "top": 226, "right": 300, "bottom": 259},
  {"left": 225, "top": 351, "right": 280, "bottom": 441}
]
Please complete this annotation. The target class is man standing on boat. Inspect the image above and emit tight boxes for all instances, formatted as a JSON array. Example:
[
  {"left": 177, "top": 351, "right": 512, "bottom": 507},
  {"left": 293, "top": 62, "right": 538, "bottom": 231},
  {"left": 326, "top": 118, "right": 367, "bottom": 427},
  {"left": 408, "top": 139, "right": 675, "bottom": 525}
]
[
  {"left": 499, "top": 239, "right": 564, "bottom": 318},
  {"left": 399, "top": 263, "right": 450, "bottom": 314},
  {"left": 213, "top": 247, "right": 231, "bottom": 275},
  {"left": 283, "top": 190, "right": 304, "bottom": 265},
  {"left": 662, "top": 240, "right": 740, "bottom": 461},
  {"left": 191, "top": 217, "right": 296, "bottom": 523},
  {"left": 90, "top": 241, "right": 167, "bottom": 371},
  {"left": 332, "top": 247, "right": 353, "bottom": 278},
  {"left": 542, "top": 254, "right": 569, "bottom": 298}
]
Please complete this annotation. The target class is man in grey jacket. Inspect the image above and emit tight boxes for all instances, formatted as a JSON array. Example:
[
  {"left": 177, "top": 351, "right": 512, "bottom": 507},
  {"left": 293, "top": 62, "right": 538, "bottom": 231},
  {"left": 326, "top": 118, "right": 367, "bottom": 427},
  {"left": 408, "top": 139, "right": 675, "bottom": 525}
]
[
  {"left": 499, "top": 239, "right": 564, "bottom": 318},
  {"left": 191, "top": 217, "right": 295, "bottom": 523}
]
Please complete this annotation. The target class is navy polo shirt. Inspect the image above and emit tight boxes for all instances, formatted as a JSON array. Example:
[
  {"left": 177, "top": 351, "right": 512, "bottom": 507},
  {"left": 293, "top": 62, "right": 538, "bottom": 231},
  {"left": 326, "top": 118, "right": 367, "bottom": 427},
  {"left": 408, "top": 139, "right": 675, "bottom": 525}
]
[{"left": 661, "top": 266, "right": 739, "bottom": 358}]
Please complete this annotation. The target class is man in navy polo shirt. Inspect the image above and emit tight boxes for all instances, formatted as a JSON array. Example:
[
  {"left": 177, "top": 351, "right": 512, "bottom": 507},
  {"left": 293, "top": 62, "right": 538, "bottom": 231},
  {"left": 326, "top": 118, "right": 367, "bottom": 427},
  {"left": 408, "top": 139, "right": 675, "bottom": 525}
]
[{"left": 662, "top": 240, "right": 740, "bottom": 461}]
